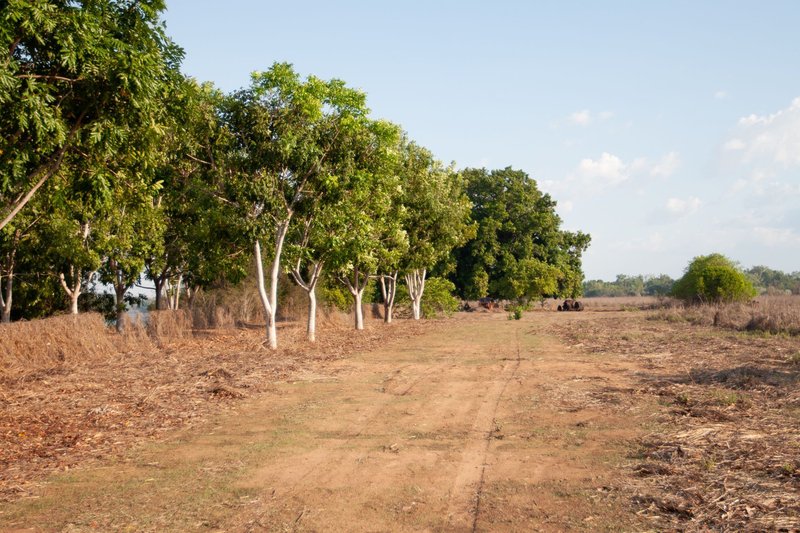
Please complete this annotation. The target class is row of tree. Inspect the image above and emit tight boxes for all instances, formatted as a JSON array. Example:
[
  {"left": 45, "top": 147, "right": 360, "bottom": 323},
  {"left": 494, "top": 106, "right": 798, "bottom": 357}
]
[
  {"left": 583, "top": 265, "right": 800, "bottom": 298},
  {"left": 583, "top": 274, "right": 675, "bottom": 297},
  {"left": 1, "top": 1, "right": 589, "bottom": 349}
]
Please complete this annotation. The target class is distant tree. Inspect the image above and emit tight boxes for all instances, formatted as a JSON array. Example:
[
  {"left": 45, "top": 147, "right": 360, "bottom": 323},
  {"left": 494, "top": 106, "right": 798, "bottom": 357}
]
[
  {"left": 672, "top": 254, "right": 757, "bottom": 303},
  {"left": 746, "top": 265, "right": 800, "bottom": 294},
  {"left": 643, "top": 274, "right": 674, "bottom": 296},
  {"left": 452, "top": 167, "right": 590, "bottom": 300}
]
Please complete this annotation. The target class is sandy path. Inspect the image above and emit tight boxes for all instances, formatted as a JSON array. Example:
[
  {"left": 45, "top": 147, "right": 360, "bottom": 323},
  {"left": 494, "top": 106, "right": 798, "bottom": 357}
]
[{"left": 0, "top": 312, "right": 650, "bottom": 531}]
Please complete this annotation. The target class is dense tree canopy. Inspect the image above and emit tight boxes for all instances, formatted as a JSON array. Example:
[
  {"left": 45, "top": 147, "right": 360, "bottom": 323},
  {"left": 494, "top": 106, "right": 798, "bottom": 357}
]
[
  {"left": 451, "top": 167, "right": 590, "bottom": 300},
  {"left": 0, "top": 3, "right": 594, "bottom": 347}
]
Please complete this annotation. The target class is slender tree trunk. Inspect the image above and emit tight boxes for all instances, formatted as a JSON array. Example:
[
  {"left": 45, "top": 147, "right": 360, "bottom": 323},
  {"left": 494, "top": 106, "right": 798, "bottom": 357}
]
[
  {"left": 405, "top": 268, "right": 427, "bottom": 320},
  {"left": 307, "top": 288, "right": 317, "bottom": 342},
  {"left": 58, "top": 265, "right": 82, "bottom": 315},
  {"left": 255, "top": 221, "right": 290, "bottom": 350},
  {"left": 114, "top": 271, "right": 127, "bottom": 333},
  {"left": 291, "top": 260, "right": 324, "bottom": 342},
  {"left": 1, "top": 237, "right": 18, "bottom": 323},
  {"left": 1, "top": 270, "right": 12, "bottom": 323},
  {"left": 354, "top": 288, "right": 364, "bottom": 330},
  {"left": 380, "top": 271, "right": 398, "bottom": 324},
  {"left": 167, "top": 274, "right": 182, "bottom": 310},
  {"left": 153, "top": 274, "right": 165, "bottom": 311},
  {"left": 344, "top": 266, "right": 368, "bottom": 331}
]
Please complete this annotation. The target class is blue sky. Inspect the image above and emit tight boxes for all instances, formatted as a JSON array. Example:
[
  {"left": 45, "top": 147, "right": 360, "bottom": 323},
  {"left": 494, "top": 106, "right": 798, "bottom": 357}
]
[{"left": 163, "top": 1, "right": 800, "bottom": 280}]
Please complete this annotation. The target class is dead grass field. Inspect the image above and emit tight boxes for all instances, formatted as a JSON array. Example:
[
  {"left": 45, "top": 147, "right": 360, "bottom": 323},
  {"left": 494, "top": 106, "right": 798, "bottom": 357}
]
[{"left": 1, "top": 307, "right": 798, "bottom": 531}]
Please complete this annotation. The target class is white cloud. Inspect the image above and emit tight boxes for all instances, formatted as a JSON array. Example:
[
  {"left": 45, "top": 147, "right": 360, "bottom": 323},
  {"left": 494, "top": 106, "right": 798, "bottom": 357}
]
[
  {"left": 567, "top": 109, "right": 614, "bottom": 126},
  {"left": 559, "top": 200, "right": 574, "bottom": 214},
  {"left": 549, "top": 151, "right": 683, "bottom": 197},
  {"left": 575, "top": 152, "right": 629, "bottom": 187},
  {"left": 723, "top": 138, "right": 746, "bottom": 151},
  {"left": 650, "top": 151, "right": 681, "bottom": 177},
  {"left": 665, "top": 196, "right": 701, "bottom": 216},
  {"left": 569, "top": 110, "right": 592, "bottom": 125},
  {"left": 728, "top": 97, "right": 800, "bottom": 167},
  {"left": 714, "top": 90, "right": 727, "bottom": 99},
  {"left": 752, "top": 226, "right": 800, "bottom": 246}
]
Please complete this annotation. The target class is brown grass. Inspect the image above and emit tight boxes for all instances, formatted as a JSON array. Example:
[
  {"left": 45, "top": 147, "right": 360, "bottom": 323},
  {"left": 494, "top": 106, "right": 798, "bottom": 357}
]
[
  {"left": 653, "top": 294, "right": 800, "bottom": 336},
  {"left": 0, "top": 305, "right": 435, "bottom": 502},
  {"left": 550, "top": 312, "right": 800, "bottom": 530},
  {"left": 579, "top": 295, "right": 675, "bottom": 311},
  {"left": 0, "top": 314, "right": 120, "bottom": 377}
]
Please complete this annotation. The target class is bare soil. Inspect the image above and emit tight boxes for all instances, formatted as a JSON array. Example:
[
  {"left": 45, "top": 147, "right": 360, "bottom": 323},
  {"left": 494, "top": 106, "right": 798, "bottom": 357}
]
[{"left": 1, "top": 310, "right": 798, "bottom": 531}]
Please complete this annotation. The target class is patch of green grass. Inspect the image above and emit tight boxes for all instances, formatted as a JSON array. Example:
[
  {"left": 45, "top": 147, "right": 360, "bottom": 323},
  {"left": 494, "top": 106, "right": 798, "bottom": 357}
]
[{"left": 710, "top": 388, "right": 748, "bottom": 406}]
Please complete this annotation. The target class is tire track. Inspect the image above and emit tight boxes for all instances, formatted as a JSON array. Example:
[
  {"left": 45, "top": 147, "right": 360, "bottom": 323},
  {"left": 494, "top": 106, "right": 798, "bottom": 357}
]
[{"left": 448, "top": 330, "right": 522, "bottom": 531}]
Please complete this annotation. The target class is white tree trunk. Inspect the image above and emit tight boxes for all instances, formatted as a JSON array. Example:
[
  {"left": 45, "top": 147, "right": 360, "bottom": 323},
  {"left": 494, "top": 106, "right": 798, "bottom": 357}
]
[
  {"left": 307, "top": 288, "right": 317, "bottom": 342},
  {"left": 254, "top": 221, "right": 290, "bottom": 350},
  {"left": 354, "top": 289, "right": 364, "bottom": 330},
  {"left": 167, "top": 274, "right": 183, "bottom": 310},
  {"left": 405, "top": 268, "right": 427, "bottom": 320},
  {"left": 379, "top": 272, "right": 398, "bottom": 324},
  {"left": 0, "top": 271, "right": 12, "bottom": 323},
  {"left": 1, "top": 241, "right": 17, "bottom": 323},
  {"left": 344, "top": 266, "right": 368, "bottom": 331},
  {"left": 291, "top": 260, "right": 323, "bottom": 342},
  {"left": 58, "top": 265, "right": 83, "bottom": 315}
]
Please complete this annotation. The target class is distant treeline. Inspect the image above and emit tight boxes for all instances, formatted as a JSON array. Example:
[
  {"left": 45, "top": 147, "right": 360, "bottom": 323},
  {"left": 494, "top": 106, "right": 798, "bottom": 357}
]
[{"left": 583, "top": 266, "right": 800, "bottom": 297}]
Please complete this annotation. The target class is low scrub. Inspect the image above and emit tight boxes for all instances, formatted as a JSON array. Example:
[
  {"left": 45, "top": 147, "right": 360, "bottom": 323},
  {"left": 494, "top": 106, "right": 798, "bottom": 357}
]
[{"left": 652, "top": 295, "right": 800, "bottom": 336}]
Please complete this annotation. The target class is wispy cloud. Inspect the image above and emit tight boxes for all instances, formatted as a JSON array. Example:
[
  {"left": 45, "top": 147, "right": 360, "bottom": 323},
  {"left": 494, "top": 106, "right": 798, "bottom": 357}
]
[
  {"left": 728, "top": 97, "right": 800, "bottom": 167},
  {"left": 665, "top": 196, "right": 701, "bottom": 216},
  {"left": 567, "top": 109, "right": 614, "bottom": 126},
  {"left": 542, "top": 150, "right": 682, "bottom": 197},
  {"left": 650, "top": 151, "right": 681, "bottom": 178},
  {"left": 714, "top": 90, "right": 728, "bottom": 100}
]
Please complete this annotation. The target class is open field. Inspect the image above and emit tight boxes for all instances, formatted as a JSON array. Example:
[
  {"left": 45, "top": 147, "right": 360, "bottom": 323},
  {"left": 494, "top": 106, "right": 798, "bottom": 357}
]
[{"left": 1, "top": 307, "right": 799, "bottom": 531}]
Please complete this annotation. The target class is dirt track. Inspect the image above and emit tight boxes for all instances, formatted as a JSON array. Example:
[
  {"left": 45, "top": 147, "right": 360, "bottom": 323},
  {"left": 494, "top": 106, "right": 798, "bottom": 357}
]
[{"left": 1, "top": 312, "right": 660, "bottom": 531}]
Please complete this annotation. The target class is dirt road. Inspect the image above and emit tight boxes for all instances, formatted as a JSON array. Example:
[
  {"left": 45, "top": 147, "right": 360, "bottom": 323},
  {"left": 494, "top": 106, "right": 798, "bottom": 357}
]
[{"left": 1, "top": 313, "right": 651, "bottom": 531}]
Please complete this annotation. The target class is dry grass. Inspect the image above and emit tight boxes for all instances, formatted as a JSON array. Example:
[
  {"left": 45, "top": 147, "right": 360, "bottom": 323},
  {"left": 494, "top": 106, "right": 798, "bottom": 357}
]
[
  {"left": 550, "top": 313, "right": 800, "bottom": 531},
  {"left": 0, "top": 305, "right": 435, "bottom": 503},
  {"left": 653, "top": 295, "right": 800, "bottom": 336},
  {"left": 0, "top": 314, "right": 121, "bottom": 377},
  {"left": 579, "top": 295, "right": 675, "bottom": 311}
]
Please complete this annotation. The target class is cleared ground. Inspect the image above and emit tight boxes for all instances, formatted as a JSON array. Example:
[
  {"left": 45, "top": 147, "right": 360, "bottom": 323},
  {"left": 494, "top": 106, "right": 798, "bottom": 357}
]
[{"left": 1, "top": 309, "right": 798, "bottom": 531}]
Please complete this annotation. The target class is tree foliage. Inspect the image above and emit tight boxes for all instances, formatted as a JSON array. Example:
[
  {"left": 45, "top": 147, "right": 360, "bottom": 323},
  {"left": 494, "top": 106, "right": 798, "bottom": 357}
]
[
  {"left": 0, "top": 6, "right": 594, "bottom": 344},
  {"left": 672, "top": 254, "right": 757, "bottom": 304},
  {"left": 451, "top": 167, "right": 590, "bottom": 300}
]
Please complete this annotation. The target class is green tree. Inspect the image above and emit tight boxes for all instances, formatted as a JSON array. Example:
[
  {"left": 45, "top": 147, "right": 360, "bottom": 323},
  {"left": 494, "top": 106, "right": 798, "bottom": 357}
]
[
  {"left": 286, "top": 119, "right": 402, "bottom": 338},
  {"left": 396, "top": 143, "right": 473, "bottom": 320},
  {"left": 672, "top": 254, "right": 757, "bottom": 303},
  {"left": 222, "top": 63, "right": 370, "bottom": 348},
  {"left": 144, "top": 78, "right": 243, "bottom": 311},
  {"left": 452, "top": 167, "right": 590, "bottom": 300},
  {"left": 0, "top": 0, "right": 181, "bottom": 231}
]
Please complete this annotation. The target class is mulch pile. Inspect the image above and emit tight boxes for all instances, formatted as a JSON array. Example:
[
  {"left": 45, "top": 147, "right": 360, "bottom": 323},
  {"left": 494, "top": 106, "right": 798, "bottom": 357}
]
[
  {"left": 0, "top": 317, "right": 434, "bottom": 503},
  {"left": 550, "top": 314, "right": 800, "bottom": 531}
]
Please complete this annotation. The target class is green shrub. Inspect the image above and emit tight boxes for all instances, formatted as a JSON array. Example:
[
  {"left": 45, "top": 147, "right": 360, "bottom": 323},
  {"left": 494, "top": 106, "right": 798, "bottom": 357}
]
[
  {"left": 671, "top": 254, "right": 757, "bottom": 304},
  {"left": 319, "top": 284, "right": 350, "bottom": 312},
  {"left": 396, "top": 276, "right": 460, "bottom": 318},
  {"left": 508, "top": 305, "right": 523, "bottom": 320}
]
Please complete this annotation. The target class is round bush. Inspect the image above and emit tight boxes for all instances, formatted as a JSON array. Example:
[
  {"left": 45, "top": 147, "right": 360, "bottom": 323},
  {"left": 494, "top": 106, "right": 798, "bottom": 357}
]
[{"left": 672, "top": 254, "right": 757, "bottom": 303}]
